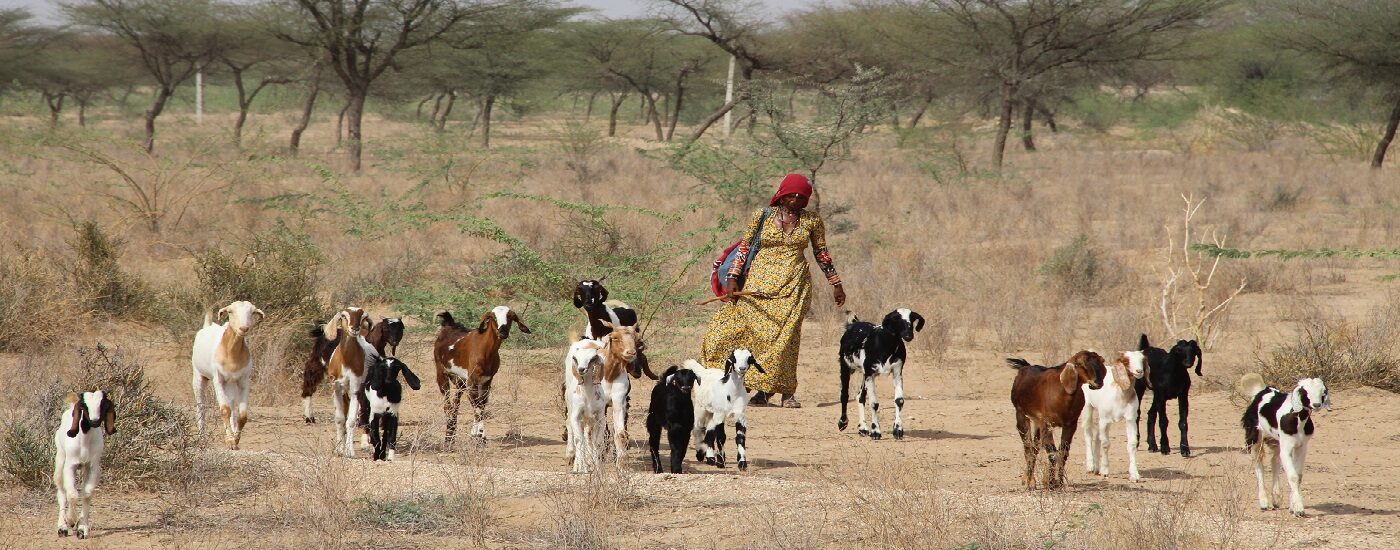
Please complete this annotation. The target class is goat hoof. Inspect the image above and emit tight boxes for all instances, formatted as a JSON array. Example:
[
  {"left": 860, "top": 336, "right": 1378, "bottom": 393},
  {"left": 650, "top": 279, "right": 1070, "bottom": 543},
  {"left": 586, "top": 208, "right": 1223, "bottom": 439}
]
[
  {"left": 1160, "top": 447, "right": 1170, "bottom": 456},
  {"left": 58, "top": 528, "right": 69, "bottom": 537},
  {"left": 1146, "top": 444, "right": 1158, "bottom": 452},
  {"left": 1180, "top": 447, "right": 1191, "bottom": 458},
  {"left": 696, "top": 450, "right": 706, "bottom": 462},
  {"left": 304, "top": 416, "right": 316, "bottom": 424},
  {"left": 76, "top": 527, "right": 88, "bottom": 539},
  {"left": 870, "top": 432, "right": 882, "bottom": 440},
  {"left": 858, "top": 427, "right": 869, "bottom": 436},
  {"left": 893, "top": 428, "right": 904, "bottom": 440},
  {"left": 837, "top": 418, "right": 848, "bottom": 431},
  {"left": 704, "top": 456, "right": 716, "bottom": 466},
  {"left": 738, "top": 460, "right": 748, "bottom": 471}
]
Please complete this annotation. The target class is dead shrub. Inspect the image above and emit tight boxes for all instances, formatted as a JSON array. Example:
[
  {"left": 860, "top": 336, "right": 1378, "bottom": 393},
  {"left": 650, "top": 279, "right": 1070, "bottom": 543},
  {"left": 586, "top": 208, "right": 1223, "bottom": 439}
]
[
  {"left": 1255, "top": 314, "right": 1400, "bottom": 393},
  {"left": 0, "top": 345, "right": 199, "bottom": 489},
  {"left": 0, "top": 245, "right": 81, "bottom": 352},
  {"left": 64, "top": 221, "right": 161, "bottom": 320}
]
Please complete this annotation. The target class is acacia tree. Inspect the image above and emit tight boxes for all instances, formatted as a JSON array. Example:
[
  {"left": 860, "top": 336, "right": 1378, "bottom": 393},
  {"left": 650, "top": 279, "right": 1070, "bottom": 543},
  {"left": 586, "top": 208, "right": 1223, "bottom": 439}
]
[
  {"left": 64, "top": 0, "right": 223, "bottom": 153},
  {"left": 909, "top": 0, "right": 1220, "bottom": 169},
  {"left": 217, "top": 5, "right": 297, "bottom": 147},
  {"left": 22, "top": 32, "right": 133, "bottom": 128},
  {"left": 655, "top": 0, "right": 775, "bottom": 141},
  {"left": 1268, "top": 0, "right": 1400, "bottom": 168},
  {"left": 572, "top": 19, "right": 715, "bottom": 142},
  {"left": 274, "top": 0, "right": 487, "bottom": 170}
]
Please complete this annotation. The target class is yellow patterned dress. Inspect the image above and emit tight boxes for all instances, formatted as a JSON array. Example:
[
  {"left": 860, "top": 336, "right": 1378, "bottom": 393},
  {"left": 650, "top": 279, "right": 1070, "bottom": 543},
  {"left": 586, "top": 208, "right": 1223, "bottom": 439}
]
[{"left": 701, "top": 208, "right": 841, "bottom": 394}]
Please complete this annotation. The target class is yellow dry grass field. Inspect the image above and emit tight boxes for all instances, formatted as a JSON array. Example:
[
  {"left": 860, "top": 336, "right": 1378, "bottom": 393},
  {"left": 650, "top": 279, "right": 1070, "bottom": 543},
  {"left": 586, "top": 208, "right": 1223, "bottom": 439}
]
[{"left": 2, "top": 108, "right": 1399, "bottom": 548}]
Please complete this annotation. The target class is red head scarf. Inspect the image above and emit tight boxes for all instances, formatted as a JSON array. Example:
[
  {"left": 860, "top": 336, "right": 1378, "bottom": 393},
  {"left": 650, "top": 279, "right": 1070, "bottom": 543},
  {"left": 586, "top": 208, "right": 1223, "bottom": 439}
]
[{"left": 769, "top": 173, "right": 812, "bottom": 207}]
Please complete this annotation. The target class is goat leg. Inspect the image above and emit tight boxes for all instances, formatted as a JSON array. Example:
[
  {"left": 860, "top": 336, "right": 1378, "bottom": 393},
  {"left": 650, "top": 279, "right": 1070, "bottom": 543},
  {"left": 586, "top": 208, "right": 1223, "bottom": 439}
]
[
  {"left": 837, "top": 364, "right": 852, "bottom": 432},
  {"left": 667, "top": 424, "right": 688, "bottom": 474},
  {"left": 647, "top": 413, "right": 664, "bottom": 474},
  {"left": 368, "top": 413, "right": 384, "bottom": 461},
  {"left": 1177, "top": 393, "right": 1191, "bottom": 458},
  {"left": 1156, "top": 399, "right": 1171, "bottom": 455},
  {"left": 384, "top": 414, "right": 399, "bottom": 462}
]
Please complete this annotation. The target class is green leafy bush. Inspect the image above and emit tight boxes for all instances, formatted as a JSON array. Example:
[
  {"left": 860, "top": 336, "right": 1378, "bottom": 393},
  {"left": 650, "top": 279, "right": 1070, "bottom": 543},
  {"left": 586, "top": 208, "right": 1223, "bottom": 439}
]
[{"left": 191, "top": 226, "right": 325, "bottom": 321}]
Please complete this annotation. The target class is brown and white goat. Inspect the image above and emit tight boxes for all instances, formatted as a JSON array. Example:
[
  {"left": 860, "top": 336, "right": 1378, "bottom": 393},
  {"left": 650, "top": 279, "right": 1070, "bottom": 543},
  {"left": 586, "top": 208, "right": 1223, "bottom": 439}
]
[
  {"left": 191, "top": 300, "right": 264, "bottom": 449},
  {"left": 433, "top": 306, "right": 530, "bottom": 448},
  {"left": 324, "top": 307, "right": 377, "bottom": 457},
  {"left": 594, "top": 323, "right": 640, "bottom": 463},
  {"left": 1008, "top": 351, "right": 1106, "bottom": 489},
  {"left": 301, "top": 311, "right": 401, "bottom": 424}
]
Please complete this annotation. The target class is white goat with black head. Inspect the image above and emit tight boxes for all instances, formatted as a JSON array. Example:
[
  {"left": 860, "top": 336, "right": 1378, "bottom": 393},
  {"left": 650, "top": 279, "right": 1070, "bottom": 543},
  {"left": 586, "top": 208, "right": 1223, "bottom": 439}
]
[
  {"left": 1240, "top": 373, "right": 1331, "bottom": 516},
  {"left": 838, "top": 309, "right": 923, "bottom": 440},
  {"left": 683, "top": 348, "right": 766, "bottom": 471},
  {"left": 53, "top": 390, "right": 116, "bottom": 539}
]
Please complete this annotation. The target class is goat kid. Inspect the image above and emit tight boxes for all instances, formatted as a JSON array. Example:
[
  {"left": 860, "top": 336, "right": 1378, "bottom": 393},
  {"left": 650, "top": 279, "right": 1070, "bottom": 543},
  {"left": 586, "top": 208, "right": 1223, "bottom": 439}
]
[
  {"left": 1240, "top": 373, "right": 1330, "bottom": 516},
  {"left": 1009, "top": 351, "right": 1105, "bottom": 490},
  {"left": 191, "top": 300, "right": 264, "bottom": 449},
  {"left": 838, "top": 308, "right": 924, "bottom": 440},
  {"left": 1080, "top": 351, "right": 1147, "bottom": 482},
  {"left": 573, "top": 279, "right": 658, "bottom": 380},
  {"left": 683, "top": 349, "right": 766, "bottom": 471},
  {"left": 358, "top": 356, "right": 421, "bottom": 461},
  {"left": 434, "top": 306, "right": 530, "bottom": 448},
  {"left": 53, "top": 391, "right": 116, "bottom": 539},
  {"left": 594, "top": 322, "right": 640, "bottom": 463},
  {"left": 563, "top": 339, "right": 608, "bottom": 473},
  {"left": 1134, "top": 335, "right": 1203, "bottom": 457},
  {"left": 324, "top": 307, "right": 379, "bottom": 457},
  {"left": 647, "top": 365, "right": 701, "bottom": 474}
]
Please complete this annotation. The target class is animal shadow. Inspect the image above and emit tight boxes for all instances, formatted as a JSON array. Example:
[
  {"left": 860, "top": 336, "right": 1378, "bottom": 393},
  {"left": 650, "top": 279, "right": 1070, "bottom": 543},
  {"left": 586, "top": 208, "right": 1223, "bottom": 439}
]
[
  {"left": 1311, "top": 502, "right": 1400, "bottom": 517},
  {"left": 900, "top": 429, "right": 991, "bottom": 441}
]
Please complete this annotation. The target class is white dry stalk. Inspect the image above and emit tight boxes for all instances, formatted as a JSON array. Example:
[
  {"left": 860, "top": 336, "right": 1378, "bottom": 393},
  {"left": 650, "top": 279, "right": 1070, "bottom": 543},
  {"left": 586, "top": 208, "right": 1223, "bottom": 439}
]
[{"left": 1157, "top": 194, "right": 1247, "bottom": 348}]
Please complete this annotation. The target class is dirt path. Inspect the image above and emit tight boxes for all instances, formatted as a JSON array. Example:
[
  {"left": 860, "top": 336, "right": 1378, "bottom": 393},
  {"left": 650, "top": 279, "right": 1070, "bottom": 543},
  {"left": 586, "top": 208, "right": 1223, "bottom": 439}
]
[{"left": 4, "top": 328, "right": 1399, "bottom": 548}]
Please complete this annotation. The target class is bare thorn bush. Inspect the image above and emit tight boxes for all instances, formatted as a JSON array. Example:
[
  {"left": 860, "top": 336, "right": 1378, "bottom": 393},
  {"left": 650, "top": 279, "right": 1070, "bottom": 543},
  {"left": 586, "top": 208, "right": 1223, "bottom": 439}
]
[{"left": 1158, "top": 195, "right": 1247, "bottom": 348}]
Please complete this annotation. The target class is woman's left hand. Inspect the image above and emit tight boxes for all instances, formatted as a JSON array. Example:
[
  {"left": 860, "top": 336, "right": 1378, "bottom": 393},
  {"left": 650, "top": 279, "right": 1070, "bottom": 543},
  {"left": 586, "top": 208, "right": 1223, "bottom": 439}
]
[{"left": 833, "top": 285, "right": 846, "bottom": 307}]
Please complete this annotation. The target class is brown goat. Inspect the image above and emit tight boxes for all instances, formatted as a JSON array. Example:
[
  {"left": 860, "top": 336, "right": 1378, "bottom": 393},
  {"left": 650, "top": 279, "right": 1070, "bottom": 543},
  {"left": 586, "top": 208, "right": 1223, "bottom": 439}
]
[
  {"left": 300, "top": 307, "right": 375, "bottom": 424},
  {"left": 1008, "top": 351, "right": 1106, "bottom": 489},
  {"left": 433, "top": 306, "right": 530, "bottom": 448},
  {"left": 325, "top": 307, "right": 373, "bottom": 457}
]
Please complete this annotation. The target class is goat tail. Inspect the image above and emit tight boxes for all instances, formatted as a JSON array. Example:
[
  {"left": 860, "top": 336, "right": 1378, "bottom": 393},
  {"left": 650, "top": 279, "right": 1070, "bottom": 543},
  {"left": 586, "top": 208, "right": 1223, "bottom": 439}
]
[
  {"left": 202, "top": 310, "right": 214, "bottom": 327},
  {"left": 1006, "top": 358, "right": 1032, "bottom": 370},
  {"left": 844, "top": 310, "right": 858, "bottom": 326},
  {"left": 1237, "top": 373, "right": 1266, "bottom": 399},
  {"left": 436, "top": 311, "right": 456, "bottom": 327}
]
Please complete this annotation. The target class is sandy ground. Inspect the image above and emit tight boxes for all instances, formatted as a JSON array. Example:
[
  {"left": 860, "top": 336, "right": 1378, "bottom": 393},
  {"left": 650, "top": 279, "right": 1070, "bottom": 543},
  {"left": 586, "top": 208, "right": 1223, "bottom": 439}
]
[{"left": 3, "top": 312, "right": 1399, "bottom": 549}]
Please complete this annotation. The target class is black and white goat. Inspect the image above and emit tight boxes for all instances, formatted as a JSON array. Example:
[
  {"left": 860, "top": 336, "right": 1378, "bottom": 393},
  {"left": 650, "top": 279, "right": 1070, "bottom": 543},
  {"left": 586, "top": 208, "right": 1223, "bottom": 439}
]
[
  {"left": 53, "top": 390, "right": 116, "bottom": 539},
  {"left": 838, "top": 309, "right": 924, "bottom": 440},
  {"left": 1240, "top": 373, "right": 1330, "bottom": 516},
  {"left": 646, "top": 365, "right": 702, "bottom": 474},
  {"left": 1133, "top": 335, "right": 1203, "bottom": 456},
  {"left": 682, "top": 349, "right": 765, "bottom": 470},
  {"left": 356, "top": 356, "right": 422, "bottom": 461},
  {"left": 573, "top": 279, "right": 656, "bottom": 380}
]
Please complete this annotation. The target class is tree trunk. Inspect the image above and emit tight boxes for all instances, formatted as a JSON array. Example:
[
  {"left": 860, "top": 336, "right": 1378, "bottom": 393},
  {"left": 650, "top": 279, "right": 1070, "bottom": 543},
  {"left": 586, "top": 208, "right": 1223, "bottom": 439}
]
[
  {"left": 585, "top": 91, "right": 598, "bottom": 122},
  {"left": 289, "top": 66, "right": 322, "bottom": 155},
  {"left": 232, "top": 67, "right": 248, "bottom": 148},
  {"left": 688, "top": 97, "right": 741, "bottom": 142},
  {"left": 667, "top": 81, "right": 686, "bottom": 142},
  {"left": 43, "top": 92, "right": 65, "bottom": 128},
  {"left": 428, "top": 92, "right": 445, "bottom": 125},
  {"left": 480, "top": 95, "right": 495, "bottom": 148},
  {"left": 1042, "top": 105, "right": 1059, "bottom": 133},
  {"left": 437, "top": 91, "right": 456, "bottom": 132},
  {"left": 1020, "top": 99, "right": 1036, "bottom": 152},
  {"left": 77, "top": 98, "right": 88, "bottom": 127},
  {"left": 992, "top": 81, "right": 1017, "bottom": 170},
  {"left": 890, "top": 105, "right": 900, "bottom": 130},
  {"left": 607, "top": 92, "right": 626, "bottom": 137},
  {"left": 907, "top": 96, "right": 932, "bottom": 129},
  {"left": 466, "top": 99, "right": 483, "bottom": 138},
  {"left": 345, "top": 91, "right": 366, "bottom": 171},
  {"left": 415, "top": 94, "right": 433, "bottom": 120},
  {"left": 143, "top": 87, "right": 173, "bottom": 153},
  {"left": 646, "top": 94, "right": 664, "bottom": 141},
  {"left": 1372, "top": 96, "right": 1400, "bottom": 169},
  {"left": 336, "top": 100, "right": 350, "bottom": 146}
]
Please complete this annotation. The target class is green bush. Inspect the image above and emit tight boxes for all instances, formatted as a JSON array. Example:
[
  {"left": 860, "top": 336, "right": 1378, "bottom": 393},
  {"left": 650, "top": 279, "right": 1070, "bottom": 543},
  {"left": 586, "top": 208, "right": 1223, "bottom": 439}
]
[
  {"left": 1, "top": 345, "right": 199, "bottom": 489},
  {"left": 191, "top": 226, "right": 325, "bottom": 321}
]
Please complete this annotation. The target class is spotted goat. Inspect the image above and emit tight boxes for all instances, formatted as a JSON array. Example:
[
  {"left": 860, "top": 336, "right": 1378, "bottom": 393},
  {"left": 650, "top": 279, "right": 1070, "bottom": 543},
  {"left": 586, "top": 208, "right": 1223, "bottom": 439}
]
[
  {"left": 1240, "top": 373, "right": 1331, "bottom": 516},
  {"left": 837, "top": 308, "right": 924, "bottom": 440}
]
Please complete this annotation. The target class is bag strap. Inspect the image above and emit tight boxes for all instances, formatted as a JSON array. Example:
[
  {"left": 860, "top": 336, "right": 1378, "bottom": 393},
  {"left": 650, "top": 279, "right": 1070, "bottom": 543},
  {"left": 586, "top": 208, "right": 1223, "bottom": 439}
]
[{"left": 750, "top": 208, "right": 771, "bottom": 251}]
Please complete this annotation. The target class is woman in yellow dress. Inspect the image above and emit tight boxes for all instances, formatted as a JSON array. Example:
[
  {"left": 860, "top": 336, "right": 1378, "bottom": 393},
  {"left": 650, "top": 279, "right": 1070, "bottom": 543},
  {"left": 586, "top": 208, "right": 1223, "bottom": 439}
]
[{"left": 701, "top": 173, "right": 846, "bottom": 408}]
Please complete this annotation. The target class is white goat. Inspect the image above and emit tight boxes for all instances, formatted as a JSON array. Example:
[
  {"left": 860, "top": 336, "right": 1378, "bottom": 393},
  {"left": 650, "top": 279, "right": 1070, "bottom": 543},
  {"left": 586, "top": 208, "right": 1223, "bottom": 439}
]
[
  {"left": 53, "top": 391, "right": 116, "bottom": 539},
  {"left": 563, "top": 339, "right": 608, "bottom": 473},
  {"left": 683, "top": 349, "right": 766, "bottom": 471},
  {"left": 1080, "top": 350, "right": 1147, "bottom": 482},
  {"left": 191, "top": 300, "right": 263, "bottom": 449}
]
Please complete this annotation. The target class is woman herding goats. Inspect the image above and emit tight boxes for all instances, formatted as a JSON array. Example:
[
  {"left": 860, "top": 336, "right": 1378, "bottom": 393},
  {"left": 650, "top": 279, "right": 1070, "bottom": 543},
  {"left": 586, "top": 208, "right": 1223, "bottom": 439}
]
[{"left": 702, "top": 173, "right": 846, "bottom": 408}]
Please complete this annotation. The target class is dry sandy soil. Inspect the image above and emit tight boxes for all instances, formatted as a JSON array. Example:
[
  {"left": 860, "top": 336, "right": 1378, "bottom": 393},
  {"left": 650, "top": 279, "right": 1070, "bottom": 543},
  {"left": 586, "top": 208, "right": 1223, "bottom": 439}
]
[{"left": 2, "top": 313, "right": 1398, "bottom": 548}]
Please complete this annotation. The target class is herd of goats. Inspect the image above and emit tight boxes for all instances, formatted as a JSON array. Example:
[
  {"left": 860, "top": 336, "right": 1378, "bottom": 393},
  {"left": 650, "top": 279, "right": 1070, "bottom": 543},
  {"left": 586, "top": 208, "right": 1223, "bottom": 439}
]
[{"left": 47, "top": 279, "right": 1332, "bottom": 538}]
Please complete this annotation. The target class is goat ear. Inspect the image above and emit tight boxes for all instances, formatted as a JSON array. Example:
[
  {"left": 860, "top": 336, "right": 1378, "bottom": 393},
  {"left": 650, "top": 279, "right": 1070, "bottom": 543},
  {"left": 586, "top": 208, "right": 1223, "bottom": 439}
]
[
  {"left": 599, "top": 320, "right": 614, "bottom": 329},
  {"left": 217, "top": 306, "right": 230, "bottom": 323},
  {"left": 511, "top": 312, "right": 532, "bottom": 334},
  {"left": 1060, "top": 366, "right": 1080, "bottom": 394},
  {"left": 573, "top": 289, "right": 583, "bottom": 308},
  {"left": 477, "top": 313, "right": 493, "bottom": 332},
  {"left": 599, "top": 286, "right": 609, "bottom": 302},
  {"left": 101, "top": 397, "right": 116, "bottom": 435},
  {"left": 911, "top": 312, "right": 925, "bottom": 332},
  {"left": 253, "top": 308, "right": 265, "bottom": 321},
  {"left": 399, "top": 364, "right": 422, "bottom": 391},
  {"left": 65, "top": 394, "right": 82, "bottom": 438},
  {"left": 750, "top": 359, "right": 767, "bottom": 374},
  {"left": 1138, "top": 334, "right": 1150, "bottom": 351}
]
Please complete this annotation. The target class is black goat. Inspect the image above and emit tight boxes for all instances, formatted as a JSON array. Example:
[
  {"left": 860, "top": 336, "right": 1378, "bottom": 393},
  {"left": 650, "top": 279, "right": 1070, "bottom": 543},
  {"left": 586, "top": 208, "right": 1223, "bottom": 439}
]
[
  {"left": 1133, "top": 334, "right": 1203, "bottom": 457},
  {"left": 838, "top": 309, "right": 924, "bottom": 440},
  {"left": 573, "top": 279, "right": 657, "bottom": 380},
  {"left": 358, "top": 356, "right": 422, "bottom": 461},
  {"left": 647, "top": 365, "right": 701, "bottom": 473}
]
